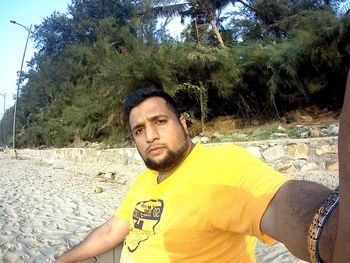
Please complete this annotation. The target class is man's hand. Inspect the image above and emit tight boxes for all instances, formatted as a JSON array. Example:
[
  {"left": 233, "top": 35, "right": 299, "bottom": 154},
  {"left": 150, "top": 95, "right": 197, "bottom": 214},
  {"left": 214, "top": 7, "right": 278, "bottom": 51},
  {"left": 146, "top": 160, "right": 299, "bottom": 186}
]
[
  {"left": 55, "top": 216, "right": 129, "bottom": 263},
  {"left": 333, "top": 67, "right": 350, "bottom": 262}
]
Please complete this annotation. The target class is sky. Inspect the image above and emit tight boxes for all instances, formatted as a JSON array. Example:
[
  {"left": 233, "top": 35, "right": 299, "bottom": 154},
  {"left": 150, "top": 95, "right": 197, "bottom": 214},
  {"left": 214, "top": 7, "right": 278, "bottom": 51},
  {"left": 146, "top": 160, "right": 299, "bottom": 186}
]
[{"left": 0, "top": 0, "right": 72, "bottom": 116}]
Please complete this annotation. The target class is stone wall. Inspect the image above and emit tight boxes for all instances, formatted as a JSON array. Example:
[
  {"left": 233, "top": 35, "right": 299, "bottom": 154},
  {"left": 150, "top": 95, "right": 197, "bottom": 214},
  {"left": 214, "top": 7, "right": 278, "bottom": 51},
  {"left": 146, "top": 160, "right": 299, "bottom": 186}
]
[
  {"left": 233, "top": 137, "right": 339, "bottom": 188},
  {"left": 18, "top": 136, "right": 339, "bottom": 188}
]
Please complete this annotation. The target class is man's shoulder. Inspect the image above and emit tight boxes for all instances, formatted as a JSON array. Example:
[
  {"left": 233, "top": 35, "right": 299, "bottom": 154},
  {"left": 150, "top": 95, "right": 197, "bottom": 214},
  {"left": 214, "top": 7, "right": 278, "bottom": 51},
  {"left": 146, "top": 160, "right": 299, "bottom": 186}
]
[
  {"left": 191, "top": 143, "right": 252, "bottom": 165},
  {"left": 199, "top": 143, "right": 247, "bottom": 155}
]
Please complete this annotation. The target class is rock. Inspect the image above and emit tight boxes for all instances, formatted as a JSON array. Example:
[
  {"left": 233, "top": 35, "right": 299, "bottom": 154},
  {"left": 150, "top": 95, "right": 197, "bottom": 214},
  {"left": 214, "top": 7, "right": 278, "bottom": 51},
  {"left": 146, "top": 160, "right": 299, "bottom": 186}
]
[
  {"left": 310, "top": 130, "right": 320, "bottom": 138},
  {"left": 287, "top": 143, "right": 308, "bottom": 159},
  {"left": 191, "top": 136, "right": 201, "bottom": 144},
  {"left": 200, "top": 136, "right": 210, "bottom": 144},
  {"left": 316, "top": 145, "right": 338, "bottom": 156},
  {"left": 300, "top": 131, "right": 310, "bottom": 138},
  {"left": 279, "top": 165, "right": 295, "bottom": 174},
  {"left": 262, "top": 146, "right": 285, "bottom": 162},
  {"left": 191, "top": 136, "right": 210, "bottom": 144},
  {"left": 246, "top": 147, "right": 261, "bottom": 159},
  {"left": 327, "top": 124, "right": 339, "bottom": 136},
  {"left": 321, "top": 124, "right": 339, "bottom": 136},
  {"left": 326, "top": 162, "right": 339, "bottom": 172},
  {"left": 277, "top": 125, "right": 286, "bottom": 131},
  {"left": 277, "top": 162, "right": 295, "bottom": 174},
  {"left": 300, "top": 163, "right": 320, "bottom": 172}
]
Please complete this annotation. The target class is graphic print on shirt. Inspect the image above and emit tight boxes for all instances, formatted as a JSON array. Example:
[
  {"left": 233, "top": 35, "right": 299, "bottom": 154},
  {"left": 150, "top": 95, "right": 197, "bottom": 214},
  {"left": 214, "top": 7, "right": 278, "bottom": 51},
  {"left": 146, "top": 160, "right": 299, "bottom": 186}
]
[{"left": 127, "top": 199, "right": 164, "bottom": 253}]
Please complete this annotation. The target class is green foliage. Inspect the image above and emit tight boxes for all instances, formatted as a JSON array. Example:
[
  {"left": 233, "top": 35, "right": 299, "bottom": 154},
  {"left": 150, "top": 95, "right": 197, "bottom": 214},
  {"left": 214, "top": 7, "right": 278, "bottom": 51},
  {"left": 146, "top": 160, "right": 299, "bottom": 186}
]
[
  {"left": 2, "top": 0, "right": 349, "bottom": 148},
  {"left": 0, "top": 108, "right": 13, "bottom": 147}
]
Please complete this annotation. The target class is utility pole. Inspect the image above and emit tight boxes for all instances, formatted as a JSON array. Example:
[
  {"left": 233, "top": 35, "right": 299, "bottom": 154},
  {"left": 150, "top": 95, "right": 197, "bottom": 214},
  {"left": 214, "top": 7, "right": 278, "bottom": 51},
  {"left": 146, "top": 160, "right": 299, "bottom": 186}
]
[{"left": 10, "top": 20, "right": 32, "bottom": 149}]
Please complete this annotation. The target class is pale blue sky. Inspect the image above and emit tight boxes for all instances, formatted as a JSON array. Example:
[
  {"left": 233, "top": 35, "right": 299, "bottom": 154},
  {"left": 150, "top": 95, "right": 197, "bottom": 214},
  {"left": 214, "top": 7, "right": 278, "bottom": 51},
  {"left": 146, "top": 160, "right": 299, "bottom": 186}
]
[{"left": 0, "top": 0, "right": 71, "bottom": 114}]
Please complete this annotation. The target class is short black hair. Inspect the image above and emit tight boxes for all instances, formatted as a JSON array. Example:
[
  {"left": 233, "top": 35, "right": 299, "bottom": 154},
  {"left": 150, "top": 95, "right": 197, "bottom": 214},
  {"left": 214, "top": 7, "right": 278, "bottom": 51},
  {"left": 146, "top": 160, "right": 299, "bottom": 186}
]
[{"left": 123, "top": 87, "right": 181, "bottom": 120}]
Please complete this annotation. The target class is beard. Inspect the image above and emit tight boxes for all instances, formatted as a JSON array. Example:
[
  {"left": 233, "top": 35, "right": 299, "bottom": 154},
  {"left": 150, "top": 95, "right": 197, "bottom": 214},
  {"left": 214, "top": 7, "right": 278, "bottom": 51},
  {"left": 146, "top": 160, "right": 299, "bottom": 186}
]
[
  {"left": 139, "top": 128, "right": 190, "bottom": 172},
  {"left": 144, "top": 142, "right": 188, "bottom": 171}
]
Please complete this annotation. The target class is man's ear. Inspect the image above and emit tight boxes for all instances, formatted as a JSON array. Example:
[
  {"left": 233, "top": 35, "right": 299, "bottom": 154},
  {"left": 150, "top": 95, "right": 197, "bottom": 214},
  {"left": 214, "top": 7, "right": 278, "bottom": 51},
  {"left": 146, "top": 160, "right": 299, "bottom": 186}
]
[{"left": 180, "top": 115, "right": 189, "bottom": 134}]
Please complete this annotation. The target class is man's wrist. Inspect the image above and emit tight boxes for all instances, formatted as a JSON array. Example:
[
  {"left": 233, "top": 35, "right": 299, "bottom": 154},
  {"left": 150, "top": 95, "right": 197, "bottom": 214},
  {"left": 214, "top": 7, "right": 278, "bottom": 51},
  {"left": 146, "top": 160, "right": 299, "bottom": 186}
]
[{"left": 308, "top": 186, "right": 340, "bottom": 263}]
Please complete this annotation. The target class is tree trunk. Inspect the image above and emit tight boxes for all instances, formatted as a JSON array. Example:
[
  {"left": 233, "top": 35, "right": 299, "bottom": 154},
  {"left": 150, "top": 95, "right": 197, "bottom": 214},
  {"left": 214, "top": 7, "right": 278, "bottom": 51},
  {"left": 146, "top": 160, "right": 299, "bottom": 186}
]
[
  {"left": 194, "top": 18, "right": 201, "bottom": 45},
  {"left": 209, "top": 18, "right": 226, "bottom": 48}
]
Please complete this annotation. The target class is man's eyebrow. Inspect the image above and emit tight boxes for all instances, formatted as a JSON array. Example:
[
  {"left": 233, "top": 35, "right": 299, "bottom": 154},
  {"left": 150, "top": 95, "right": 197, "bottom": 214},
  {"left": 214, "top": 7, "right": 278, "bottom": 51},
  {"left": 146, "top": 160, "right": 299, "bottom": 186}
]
[
  {"left": 147, "top": 114, "right": 168, "bottom": 121},
  {"left": 131, "top": 114, "right": 168, "bottom": 132}
]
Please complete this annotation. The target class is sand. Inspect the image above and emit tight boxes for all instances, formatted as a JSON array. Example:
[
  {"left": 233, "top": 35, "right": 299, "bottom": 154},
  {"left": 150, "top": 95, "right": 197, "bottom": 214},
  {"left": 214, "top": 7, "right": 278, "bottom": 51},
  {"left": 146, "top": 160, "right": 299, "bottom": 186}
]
[{"left": 0, "top": 151, "right": 305, "bottom": 263}]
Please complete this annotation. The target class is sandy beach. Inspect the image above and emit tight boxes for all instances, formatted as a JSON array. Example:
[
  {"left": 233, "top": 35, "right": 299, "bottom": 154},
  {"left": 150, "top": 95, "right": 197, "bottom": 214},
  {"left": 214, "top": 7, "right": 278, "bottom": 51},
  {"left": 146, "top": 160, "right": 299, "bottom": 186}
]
[{"left": 0, "top": 151, "right": 305, "bottom": 263}]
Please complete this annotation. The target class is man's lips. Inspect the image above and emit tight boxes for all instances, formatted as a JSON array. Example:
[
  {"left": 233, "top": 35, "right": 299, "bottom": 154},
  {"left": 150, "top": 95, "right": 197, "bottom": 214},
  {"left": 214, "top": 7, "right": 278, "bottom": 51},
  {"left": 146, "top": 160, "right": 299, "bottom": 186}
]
[{"left": 147, "top": 145, "right": 166, "bottom": 154}]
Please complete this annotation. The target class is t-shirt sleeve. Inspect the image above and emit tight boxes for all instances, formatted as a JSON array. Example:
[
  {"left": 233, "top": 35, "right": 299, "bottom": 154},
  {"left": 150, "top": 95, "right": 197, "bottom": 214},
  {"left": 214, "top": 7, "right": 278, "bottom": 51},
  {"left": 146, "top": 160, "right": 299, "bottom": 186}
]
[{"left": 210, "top": 145, "right": 290, "bottom": 244}]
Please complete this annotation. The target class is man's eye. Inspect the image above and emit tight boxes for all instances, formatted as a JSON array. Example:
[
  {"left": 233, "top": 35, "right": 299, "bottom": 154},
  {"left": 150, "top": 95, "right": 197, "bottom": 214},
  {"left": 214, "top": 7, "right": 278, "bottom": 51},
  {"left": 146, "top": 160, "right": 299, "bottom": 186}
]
[
  {"left": 156, "top": 119, "right": 166, "bottom": 125},
  {"left": 135, "top": 128, "right": 144, "bottom": 135}
]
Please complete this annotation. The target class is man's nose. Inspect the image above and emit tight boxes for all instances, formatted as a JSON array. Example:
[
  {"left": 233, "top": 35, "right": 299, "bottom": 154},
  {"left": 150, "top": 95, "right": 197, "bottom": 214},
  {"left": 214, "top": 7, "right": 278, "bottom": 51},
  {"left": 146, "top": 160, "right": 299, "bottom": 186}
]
[{"left": 146, "top": 126, "right": 159, "bottom": 142}]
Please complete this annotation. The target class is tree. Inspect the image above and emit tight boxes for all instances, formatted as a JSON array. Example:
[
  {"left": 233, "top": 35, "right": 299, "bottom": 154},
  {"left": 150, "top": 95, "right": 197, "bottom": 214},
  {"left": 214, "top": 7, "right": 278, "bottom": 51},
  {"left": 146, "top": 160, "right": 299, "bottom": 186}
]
[
  {"left": 228, "top": 0, "right": 346, "bottom": 44},
  {"left": 143, "top": 0, "right": 237, "bottom": 48},
  {"left": 3, "top": 0, "right": 349, "bottom": 148}
]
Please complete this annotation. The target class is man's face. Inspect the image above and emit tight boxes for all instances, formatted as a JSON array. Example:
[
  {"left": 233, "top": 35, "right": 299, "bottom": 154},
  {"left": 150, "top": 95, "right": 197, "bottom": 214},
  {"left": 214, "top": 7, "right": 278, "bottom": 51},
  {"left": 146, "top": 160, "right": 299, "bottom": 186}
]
[{"left": 129, "top": 97, "right": 191, "bottom": 172}]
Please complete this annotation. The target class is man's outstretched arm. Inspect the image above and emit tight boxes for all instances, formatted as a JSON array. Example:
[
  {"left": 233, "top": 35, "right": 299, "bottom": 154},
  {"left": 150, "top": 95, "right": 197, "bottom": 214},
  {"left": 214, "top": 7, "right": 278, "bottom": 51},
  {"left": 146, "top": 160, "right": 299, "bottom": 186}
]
[
  {"left": 261, "top": 180, "right": 337, "bottom": 262},
  {"left": 55, "top": 216, "right": 129, "bottom": 263},
  {"left": 261, "top": 67, "right": 350, "bottom": 263},
  {"left": 334, "top": 67, "right": 350, "bottom": 262}
]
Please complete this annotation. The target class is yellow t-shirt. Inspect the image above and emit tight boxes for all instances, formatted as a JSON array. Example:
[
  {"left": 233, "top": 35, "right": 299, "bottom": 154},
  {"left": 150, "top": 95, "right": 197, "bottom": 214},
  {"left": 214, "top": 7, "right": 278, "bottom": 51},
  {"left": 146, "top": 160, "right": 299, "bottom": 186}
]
[{"left": 115, "top": 144, "right": 289, "bottom": 263}]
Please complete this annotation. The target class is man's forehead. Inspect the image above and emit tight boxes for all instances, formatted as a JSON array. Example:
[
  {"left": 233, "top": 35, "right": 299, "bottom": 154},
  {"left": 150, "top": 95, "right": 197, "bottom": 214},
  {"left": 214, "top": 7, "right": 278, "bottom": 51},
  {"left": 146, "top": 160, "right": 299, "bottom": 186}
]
[{"left": 129, "top": 97, "right": 172, "bottom": 121}]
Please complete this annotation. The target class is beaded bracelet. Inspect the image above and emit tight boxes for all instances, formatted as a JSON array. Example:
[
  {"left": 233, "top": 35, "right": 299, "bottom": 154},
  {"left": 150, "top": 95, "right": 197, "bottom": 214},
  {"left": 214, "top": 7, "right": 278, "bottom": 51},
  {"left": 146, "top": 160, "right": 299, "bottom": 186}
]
[{"left": 308, "top": 186, "right": 339, "bottom": 263}]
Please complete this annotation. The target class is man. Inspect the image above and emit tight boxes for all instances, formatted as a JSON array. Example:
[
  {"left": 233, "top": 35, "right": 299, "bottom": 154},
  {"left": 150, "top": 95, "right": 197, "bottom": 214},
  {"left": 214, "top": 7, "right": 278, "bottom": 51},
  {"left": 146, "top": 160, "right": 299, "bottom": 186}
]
[{"left": 56, "top": 69, "right": 350, "bottom": 263}]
